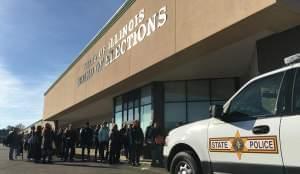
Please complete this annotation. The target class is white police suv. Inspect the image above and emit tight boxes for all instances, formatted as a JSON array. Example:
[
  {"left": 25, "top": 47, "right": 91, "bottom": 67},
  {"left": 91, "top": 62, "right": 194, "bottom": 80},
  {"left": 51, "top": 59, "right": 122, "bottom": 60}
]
[{"left": 164, "top": 54, "right": 300, "bottom": 174}]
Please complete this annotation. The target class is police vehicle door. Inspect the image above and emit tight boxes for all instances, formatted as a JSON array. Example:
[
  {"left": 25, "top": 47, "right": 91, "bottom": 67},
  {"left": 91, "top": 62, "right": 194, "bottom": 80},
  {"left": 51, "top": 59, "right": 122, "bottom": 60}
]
[
  {"left": 280, "top": 68, "right": 300, "bottom": 174},
  {"left": 208, "top": 71, "right": 286, "bottom": 174}
]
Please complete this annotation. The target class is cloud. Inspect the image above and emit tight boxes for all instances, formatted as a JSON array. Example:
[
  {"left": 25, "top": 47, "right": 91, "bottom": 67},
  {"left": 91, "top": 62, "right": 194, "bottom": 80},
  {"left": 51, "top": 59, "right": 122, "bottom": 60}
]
[{"left": 0, "top": 58, "right": 54, "bottom": 129}]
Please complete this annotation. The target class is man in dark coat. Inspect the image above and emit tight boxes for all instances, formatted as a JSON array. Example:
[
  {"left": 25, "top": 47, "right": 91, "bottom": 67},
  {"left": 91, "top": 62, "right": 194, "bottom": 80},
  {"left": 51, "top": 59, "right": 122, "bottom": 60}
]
[
  {"left": 94, "top": 124, "right": 100, "bottom": 162},
  {"left": 33, "top": 126, "right": 43, "bottom": 163},
  {"left": 55, "top": 128, "right": 64, "bottom": 159},
  {"left": 42, "top": 123, "right": 55, "bottom": 163},
  {"left": 80, "top": 122, "right": 93, "bottom": 161},
  {"left": 109, "top": 124, "right": 121, "bottom": 164},
  {"left": 129, "top": 120, "right": 144, "bottom": 166},
  {"left": 149, "top": 122, "right": 164, "bottom": 167},
  {"left": 26, "top": 126, "right": 35, "bottom": 160},
  {"left": 6, "top": 129, "right": 18, "bottom": 160},
  {"left": 64, "top": 124, "right": 77, "bottom": 162},
  {"left": 120, "top": 123, "right": 129, "bottom": 159}
]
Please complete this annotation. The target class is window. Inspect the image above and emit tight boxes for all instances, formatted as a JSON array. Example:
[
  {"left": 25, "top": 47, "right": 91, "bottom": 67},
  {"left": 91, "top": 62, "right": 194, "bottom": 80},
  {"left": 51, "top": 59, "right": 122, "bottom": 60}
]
[
  {"left": 164, "top": 79, "right": 236, "bottom": 131},
  {"left": 114, "top": 85, "right": 152, "bottom": 133},
  {"left": 186, "top": 81, "right": 210, "bottom": 122},
  {"left": 114, "top": 97, "right": 123, "bottom": 128},
  {"left": 165, "top": 82, "right": 185, "bottom": 102},
  {"left": 227, "top": 73, "right": 284, "bottom": 119},
  {"left": 128, "top": 101, "right": 134, "bottom": 121},
  {"left": 211, "top": 79, "right": 236, "bottom": 102},
  {"left": 115, "top": 112, "right": 122, "bottom": 130},
  {"left": 165, "top": 103, "right": 186, "bottom": 130},
  {"left": 293, "top": 70, "right": 300, "bottom": 113},
  {"left": 187, "top": 81, "right": 209, "bottom": 101},
  {"left": 115, "top": 97, "right": 122, "bottom": 112},
  {"left": 134, "top": 97, "right": 140, "bottom": 120},
  {"left": 188, "top": 102, "right": 210, "bottom": 122},
  {"left": 123, "top": 102, "right": 128, "bottom": 122},
  {"left": 141, "top": 86, "right": 152, "bottom": 105},
  {"left": 140, "top": 104, "right": 152, "bottom": 133}
]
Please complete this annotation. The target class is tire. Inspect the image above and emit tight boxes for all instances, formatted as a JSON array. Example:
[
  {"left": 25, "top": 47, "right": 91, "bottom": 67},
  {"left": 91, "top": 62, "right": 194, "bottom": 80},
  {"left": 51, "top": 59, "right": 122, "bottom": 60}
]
[{"left": 170, "top": 151, "right": 200, "bottom": 174}]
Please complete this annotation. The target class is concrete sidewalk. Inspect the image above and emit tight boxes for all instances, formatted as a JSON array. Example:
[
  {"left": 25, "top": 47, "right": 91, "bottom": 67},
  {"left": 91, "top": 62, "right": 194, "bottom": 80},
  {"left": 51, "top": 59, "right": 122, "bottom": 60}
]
[{"left": 0, "top": 144, "right": 168, "bottom": 174}]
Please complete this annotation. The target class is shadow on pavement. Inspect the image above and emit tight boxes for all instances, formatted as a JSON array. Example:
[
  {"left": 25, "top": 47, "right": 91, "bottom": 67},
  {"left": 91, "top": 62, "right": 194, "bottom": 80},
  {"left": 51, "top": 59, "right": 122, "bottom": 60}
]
[{"left": 52, "top": 162, "right": 119, "bottom": 169}]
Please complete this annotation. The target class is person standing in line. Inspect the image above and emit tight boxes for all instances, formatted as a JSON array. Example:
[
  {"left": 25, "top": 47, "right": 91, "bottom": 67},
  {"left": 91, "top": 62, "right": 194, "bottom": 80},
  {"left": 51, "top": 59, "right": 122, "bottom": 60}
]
[
  {"left": 129, "top": 120, "right": 144, "bottom": 166},
  {"left": 64, "top": 124, "right": 77, "bottom": 162},
  {"left": 145, "top": 122, "right": 154, "bottom": 145},
  {"left": 120, "top": 123, "right": 129, "bottom": 160},
  {"left": 17, "top": 131, "right": 24, "bottom": 159},
  {"left": 80, "top": 122, "right": 93, "bottom": 161},
  {"left": 33, "top": 126, "right": 43, "bottom": 163},
  {"left": 145, "top": 122, "right": 154, "bottom": 160},
  {"left": 42, "top": 123, "right": 55, "bottom": 163},
  {"left": 55, "top": 128, "right": 64, "bottom": 159},
  {"left": 109, "top": 124, "right": 121, "bottom": 164},
  {"left": 94, "top": 124, "right": 100, "bottom": 162},
  {"left": 127, "top": 123, "right": 133, "bottom": 164},
  {"left": 6, "top": 128, "right": 18, "bottom": 160},
  {"left": 98, "top": 122, "right": 109, "bottom": 163},
  {"left": 149, "top": 122, "right": 164, "bottom": 167},
  {"left": 27, "top": 126, "right": 35, "bottom": 160}
]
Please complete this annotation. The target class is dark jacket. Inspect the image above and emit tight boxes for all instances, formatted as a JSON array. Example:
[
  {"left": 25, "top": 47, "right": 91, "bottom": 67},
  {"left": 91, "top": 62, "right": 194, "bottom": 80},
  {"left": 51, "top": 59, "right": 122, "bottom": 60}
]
[
  {"left": 145, "top": 125, "right": 154, "bottom": 144},
  {"left": 129, "top": 127, "right": 144, "bottom": 146},
  {"left": 33, "top": 131, "right": 43, "bottom": 160},
  {"left": 80, "top": 127, "right": 93, "bottom": 145},
  {"left": 120, "top": 127, "right": 128, "bottom": 145},
  {"left": 64, "top": 129, "right": 77, "bottom": 145},
  {"left": 110, "top": 130, "right": 121, "bottom": 151},
  {"left": 94, "top": 128, "right": 100, "bottom": 145},
  {"left": 42, "top": 129, "right": 55, "bottom": 149},
  {"left": 6, "top": 131, "right": 18, "bottom": 148},
  {"left": 149, "top": 127, "right": 163, "bottom": 144}
]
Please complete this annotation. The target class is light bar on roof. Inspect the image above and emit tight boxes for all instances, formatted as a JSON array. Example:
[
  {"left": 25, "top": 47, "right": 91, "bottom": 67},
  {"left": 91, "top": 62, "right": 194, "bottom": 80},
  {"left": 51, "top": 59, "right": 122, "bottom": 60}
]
[{"left": 284, "top": 53, "right": 300, "bottom": 65}]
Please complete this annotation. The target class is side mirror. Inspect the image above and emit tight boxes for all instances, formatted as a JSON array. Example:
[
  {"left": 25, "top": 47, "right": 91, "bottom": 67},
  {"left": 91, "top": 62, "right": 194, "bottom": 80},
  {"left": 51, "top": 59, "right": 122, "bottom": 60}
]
[{"left": 209, "top": 105, "right": 224, "bottom": 118}]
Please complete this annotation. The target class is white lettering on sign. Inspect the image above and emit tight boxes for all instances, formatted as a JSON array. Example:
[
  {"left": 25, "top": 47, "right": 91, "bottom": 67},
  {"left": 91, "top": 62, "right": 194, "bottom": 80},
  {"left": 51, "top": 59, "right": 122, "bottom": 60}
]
[{"left": 77, "top": 6, "right": 168, "bottom": 86}]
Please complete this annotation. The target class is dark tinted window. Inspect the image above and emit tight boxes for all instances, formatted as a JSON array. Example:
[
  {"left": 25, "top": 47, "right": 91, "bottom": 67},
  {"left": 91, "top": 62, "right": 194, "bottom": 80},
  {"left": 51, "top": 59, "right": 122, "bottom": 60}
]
[
  {"left": 293, "top": 70, "right": 300, "bottom": 113},
  {"left": 227, "top": 72, "right": 284, "bottom": 119}
]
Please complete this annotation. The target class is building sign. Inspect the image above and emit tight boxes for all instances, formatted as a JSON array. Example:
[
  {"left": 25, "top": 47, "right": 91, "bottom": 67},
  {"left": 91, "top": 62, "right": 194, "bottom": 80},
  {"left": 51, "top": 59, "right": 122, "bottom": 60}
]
[{"left": 77, "top": 6, "right": 168, "bottom": 86}]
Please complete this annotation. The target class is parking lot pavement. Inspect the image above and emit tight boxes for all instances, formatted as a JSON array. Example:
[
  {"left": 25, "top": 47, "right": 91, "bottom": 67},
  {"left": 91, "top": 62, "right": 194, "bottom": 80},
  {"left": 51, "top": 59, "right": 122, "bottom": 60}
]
[{"left": 0, "top": 144, "right": 168, "bottom": 174}]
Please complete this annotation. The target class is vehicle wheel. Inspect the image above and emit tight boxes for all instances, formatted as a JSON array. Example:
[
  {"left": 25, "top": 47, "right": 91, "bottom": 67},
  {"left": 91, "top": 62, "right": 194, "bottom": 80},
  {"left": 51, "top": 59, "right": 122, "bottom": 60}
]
[{"left": 170, "top": 151, "right": 200, "bottom": 174}]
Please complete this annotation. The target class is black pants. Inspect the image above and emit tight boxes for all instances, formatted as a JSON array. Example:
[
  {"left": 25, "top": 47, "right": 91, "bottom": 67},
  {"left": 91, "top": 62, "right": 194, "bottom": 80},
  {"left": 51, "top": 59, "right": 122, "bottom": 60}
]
[
  {"left": 99, "top": 141, "right": 109, "bottom": 161},
  {"left": 56, "top": 141, "right": 63, "bottom": 157},
  {"left": 94, "top": 140, "right": 100, "bottom": 160},
  {"left": 64, "top": 142, "right": 75, "bottom": 161},
  {"left": 123, "top": 142, "right": 129, "bottom": 159},
  {"left": 151, "top": 144, "right": 163, "bottom": 166},
  {"left": 33, "top": 144, "right": 42, "bottom": 162},
  {"left": 131, "top": 144, "right": 142, "bottom": 164},
  {"left": 42, "top": 147, "right": 53, "bottom": 162},
  {"left": 81, "top": 143, "right": 91, "bottom": 160},
  {"left": 109, "top": 145, "right": 120, "bottom": 164},
  {"left": 27, "top": 143, "right": 34, "bottom": 159}
]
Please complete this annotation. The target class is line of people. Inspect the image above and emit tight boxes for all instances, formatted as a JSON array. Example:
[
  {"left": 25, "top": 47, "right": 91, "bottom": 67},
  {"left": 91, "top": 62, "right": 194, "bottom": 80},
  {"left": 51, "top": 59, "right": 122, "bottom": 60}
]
[{"left": 5, "top": 120, "right": 165, "bottom": 167}]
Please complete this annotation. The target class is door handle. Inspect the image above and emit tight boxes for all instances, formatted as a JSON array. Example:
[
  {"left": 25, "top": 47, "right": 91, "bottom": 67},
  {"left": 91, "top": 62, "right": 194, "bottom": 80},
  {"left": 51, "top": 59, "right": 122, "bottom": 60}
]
[{"left": 252, "top": 125, "right": 270, "bottom": 135}]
